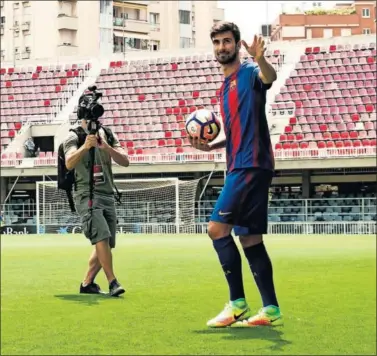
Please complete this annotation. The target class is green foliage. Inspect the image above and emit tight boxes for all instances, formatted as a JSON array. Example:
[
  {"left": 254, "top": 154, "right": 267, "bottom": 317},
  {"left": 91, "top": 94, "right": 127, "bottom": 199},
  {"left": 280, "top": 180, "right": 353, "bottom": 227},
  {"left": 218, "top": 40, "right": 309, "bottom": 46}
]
[{"left": 305, "top": 8, "right": 357, "bottom": 15}]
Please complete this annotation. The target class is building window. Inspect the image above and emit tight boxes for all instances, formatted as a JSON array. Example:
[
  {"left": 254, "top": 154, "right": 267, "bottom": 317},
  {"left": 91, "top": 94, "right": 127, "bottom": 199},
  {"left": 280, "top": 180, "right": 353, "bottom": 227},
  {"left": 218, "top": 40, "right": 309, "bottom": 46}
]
[
  {"left": 363, "top": 28, "right": 371, "bottom": 34},
  {"left": 179, "top": 10, "right": 190, "bottom": 24},
  {"left": 150, "top": 12, "right": 159, "bottom": 24},
  {"left": 179, "top": 37, "right": 191, "bottom": 48},
  {"left": 341, "top": 28, "right": 352, "bottom": 36},
  {"left": 323, "top": 28, "right": 333, "bottom": 38},
  {"left": 362, "top": 8, "right": 370, "bottom": 18}
]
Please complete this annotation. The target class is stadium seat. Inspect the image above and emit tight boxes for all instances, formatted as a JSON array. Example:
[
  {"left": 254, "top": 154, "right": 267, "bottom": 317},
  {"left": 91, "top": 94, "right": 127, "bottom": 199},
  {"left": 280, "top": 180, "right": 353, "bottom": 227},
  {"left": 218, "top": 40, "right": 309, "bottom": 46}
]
[
  {"left": 274, "top": 42, "right": 376, "bottom": 158},
  {"left": 1, "top": 63, "right": 90, "bottom": 150}
]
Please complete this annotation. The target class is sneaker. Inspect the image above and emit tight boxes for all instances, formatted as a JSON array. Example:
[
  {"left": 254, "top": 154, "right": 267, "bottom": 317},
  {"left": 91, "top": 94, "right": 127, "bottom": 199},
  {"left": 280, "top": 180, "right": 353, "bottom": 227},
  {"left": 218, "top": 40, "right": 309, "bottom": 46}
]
[
  {"left": 232, "top": 305, "right": 283, "bottom": 327},
  {"left": 80, "top": 282, "right": 103, "bottom": 294},
  {"left": 109, "top": 279, "right": 125, "bottom": 297},
  {"left": 207, "top": 299, "right": 251, "bottom": 328}
]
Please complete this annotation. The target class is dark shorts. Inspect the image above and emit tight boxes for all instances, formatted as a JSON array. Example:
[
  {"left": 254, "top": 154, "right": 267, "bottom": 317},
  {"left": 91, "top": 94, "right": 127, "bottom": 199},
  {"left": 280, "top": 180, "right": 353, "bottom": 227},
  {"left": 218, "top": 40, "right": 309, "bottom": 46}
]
[
  {"left": 210, "top": 168, "right": 273, "bottom": 236},
  {"left": 75, "top": 194, "right": 117, "bottom": 248}
]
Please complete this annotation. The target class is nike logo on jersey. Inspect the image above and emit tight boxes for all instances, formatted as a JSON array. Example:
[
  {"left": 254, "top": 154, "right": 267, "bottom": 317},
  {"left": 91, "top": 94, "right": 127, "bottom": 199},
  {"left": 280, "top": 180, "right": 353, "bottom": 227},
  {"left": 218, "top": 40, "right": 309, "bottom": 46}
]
[
  {"left": 234, "top": 309, "right": 249, "bottom": 320},
  {"left": 219, "top": 211, "right": 232, "bottom": 216}
]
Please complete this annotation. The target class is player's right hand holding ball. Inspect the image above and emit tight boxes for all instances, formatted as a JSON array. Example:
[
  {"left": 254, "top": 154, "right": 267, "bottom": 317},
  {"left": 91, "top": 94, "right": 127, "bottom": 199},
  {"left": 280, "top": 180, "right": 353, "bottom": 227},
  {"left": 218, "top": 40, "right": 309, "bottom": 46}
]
[{"left": 189, "top": 137, "right": 212, "bottom": 152}]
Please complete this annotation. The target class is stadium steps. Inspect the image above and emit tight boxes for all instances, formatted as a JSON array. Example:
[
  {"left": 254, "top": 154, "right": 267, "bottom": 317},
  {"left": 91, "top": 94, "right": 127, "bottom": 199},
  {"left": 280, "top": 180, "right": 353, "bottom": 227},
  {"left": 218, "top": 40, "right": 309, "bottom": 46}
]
[
  {"left": 267, "top": 46, "right": 304, "bottom": 144},
  {"left": 53, "top": 60, "right": 103, "bottom": 149}
]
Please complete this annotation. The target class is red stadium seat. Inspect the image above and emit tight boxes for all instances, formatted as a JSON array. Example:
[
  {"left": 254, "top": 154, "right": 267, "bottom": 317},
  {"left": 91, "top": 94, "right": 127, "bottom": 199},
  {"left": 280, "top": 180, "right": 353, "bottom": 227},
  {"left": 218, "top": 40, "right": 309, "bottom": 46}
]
[
  {"left": 353, "top": 140, "right": 361, "bottom": 147},
  {"left": 336, "top": 141, "right": 344, "bottom": 148},
  {"left": 326, "top": 141, "right": 335, "bottom": 148},
  {"left": 284, "top": 126, "right": 292, "bottom": 133}
]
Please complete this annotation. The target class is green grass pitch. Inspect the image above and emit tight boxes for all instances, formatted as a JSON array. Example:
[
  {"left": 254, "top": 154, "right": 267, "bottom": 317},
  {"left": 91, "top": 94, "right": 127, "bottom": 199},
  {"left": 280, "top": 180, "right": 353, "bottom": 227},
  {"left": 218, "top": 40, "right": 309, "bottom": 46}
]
[{"left": 1, "top": 233, "right": 376, "bottom": 355}]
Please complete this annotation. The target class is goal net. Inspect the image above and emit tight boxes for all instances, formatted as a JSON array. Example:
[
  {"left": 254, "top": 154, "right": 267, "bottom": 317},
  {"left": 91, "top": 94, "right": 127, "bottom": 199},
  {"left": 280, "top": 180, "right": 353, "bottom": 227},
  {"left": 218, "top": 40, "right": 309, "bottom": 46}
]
[{"left": 36, "top": 178, "right": 201, "bottom": 234}]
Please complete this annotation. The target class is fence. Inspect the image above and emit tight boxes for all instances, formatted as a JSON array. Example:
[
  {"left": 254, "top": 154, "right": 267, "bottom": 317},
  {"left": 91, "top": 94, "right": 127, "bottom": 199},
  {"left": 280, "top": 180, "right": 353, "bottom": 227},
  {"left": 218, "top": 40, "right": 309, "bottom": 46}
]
[
  {"left": 1, "top": 197, "right": 376, "bottom": 235},
  {"left": 1, "top": 146, "right": 377, "bottom": 168}
]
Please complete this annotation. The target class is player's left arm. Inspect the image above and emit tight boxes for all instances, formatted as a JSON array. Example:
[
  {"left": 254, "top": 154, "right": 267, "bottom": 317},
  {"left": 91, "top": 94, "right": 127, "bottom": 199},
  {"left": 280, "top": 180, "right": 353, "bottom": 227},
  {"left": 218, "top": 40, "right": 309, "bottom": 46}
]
[
  {"left": 255, "top": 56, "right": 277, "bottom": 84},
  {"left": 241, "top": 35, "right": 277, "bottom": 85},
  {"left": 98, "top": 131, "right": 129, "bottom": 167}
]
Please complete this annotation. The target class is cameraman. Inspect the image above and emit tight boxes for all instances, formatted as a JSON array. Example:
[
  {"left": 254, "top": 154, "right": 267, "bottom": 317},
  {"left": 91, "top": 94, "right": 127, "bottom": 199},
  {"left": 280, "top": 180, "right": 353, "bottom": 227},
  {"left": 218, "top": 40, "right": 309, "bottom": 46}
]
[{"left": 63, "top": 94, "right": 129, "bottom": 297}]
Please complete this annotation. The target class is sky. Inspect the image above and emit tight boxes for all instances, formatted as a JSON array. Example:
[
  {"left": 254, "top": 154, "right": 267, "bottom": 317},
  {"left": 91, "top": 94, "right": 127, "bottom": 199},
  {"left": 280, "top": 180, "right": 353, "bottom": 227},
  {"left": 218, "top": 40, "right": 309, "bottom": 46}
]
[{"left": 218, "top": 1, "right": 345, "bottom": 43}]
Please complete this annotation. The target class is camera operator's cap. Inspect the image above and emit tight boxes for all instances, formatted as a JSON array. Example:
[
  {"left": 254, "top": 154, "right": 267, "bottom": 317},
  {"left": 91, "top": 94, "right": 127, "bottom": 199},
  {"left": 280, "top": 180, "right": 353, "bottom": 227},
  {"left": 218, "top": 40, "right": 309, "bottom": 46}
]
[
  {"left": 78, "top": 93, "right": 90, "bottom": 106},
  {"left": 77, "top": 93, "right": 90, "bottom": 119}
]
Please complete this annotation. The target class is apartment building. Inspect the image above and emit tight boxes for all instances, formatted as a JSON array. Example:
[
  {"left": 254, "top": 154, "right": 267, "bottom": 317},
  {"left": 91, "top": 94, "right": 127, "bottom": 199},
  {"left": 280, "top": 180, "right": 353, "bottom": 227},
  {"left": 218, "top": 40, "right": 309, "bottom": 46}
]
[
  {"left": 268, "top": 0, "right": 376, "bottom": 41},
  {"left": 0, "top": 0, "right": 224, "bottom": 64}
]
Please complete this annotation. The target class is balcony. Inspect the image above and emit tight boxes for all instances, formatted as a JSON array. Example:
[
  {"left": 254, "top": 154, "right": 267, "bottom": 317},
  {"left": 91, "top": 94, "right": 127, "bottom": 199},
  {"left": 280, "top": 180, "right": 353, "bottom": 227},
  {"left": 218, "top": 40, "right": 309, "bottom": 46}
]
[
  {"left": 114, "top": 0, "right": 149, "bottom": 6},
  {"left": 113, "top": 17, "right": 149, "bottom": 33},
  {"left": 57, "top": 14, "right": 78, "bottom": 31},
  {"left": 22, "top": 22, "right": 30, "bottom": 31}
]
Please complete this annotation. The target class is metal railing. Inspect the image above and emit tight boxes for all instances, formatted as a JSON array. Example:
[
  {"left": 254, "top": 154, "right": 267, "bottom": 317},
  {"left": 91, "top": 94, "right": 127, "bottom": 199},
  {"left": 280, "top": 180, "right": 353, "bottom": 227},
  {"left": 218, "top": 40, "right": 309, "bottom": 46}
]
[
  {"left": 1, "top": 198, "right": 375, "bottom": 236},
  {"left": 197, "top": 197, "right": 377, "bottom": 223},
  {"left": 1, "top": 147, "right": 376, "bottom": 168}
]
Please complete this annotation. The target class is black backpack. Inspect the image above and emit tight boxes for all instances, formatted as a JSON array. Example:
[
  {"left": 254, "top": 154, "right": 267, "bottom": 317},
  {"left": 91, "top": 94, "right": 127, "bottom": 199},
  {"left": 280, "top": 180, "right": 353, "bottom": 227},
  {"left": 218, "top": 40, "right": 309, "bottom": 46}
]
[{"left": 57, "top": 126, "right": 121, "bottom": 212}]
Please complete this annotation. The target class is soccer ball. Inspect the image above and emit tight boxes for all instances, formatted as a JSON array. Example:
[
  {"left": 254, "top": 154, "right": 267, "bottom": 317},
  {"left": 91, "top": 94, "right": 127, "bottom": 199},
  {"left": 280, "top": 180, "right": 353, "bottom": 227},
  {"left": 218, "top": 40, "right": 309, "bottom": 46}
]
[{"left": 185, "top": 109, "right": 221, "bottom": 142}]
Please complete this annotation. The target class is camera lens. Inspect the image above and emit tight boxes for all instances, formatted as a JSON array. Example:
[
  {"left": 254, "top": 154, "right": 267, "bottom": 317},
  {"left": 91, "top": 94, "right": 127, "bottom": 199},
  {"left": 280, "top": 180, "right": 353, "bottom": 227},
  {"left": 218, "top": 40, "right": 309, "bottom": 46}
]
[{"left": 91, "top": 103, "right": 104, "bottom": 118}]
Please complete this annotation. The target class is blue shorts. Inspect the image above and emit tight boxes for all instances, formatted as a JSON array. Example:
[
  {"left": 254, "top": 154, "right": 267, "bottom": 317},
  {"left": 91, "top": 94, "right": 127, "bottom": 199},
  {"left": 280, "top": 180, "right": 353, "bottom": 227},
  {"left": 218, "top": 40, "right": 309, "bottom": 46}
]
[{"left": 210, "top": 168, "right": 273, "bottom": 236}]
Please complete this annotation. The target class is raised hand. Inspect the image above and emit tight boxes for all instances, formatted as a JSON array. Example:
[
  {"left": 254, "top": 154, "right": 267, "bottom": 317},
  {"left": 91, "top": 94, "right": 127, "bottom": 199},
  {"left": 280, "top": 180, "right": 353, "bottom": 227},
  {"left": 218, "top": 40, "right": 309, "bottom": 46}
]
[{"left": 241, "top": 35, "right": 266, "bottom": 61}]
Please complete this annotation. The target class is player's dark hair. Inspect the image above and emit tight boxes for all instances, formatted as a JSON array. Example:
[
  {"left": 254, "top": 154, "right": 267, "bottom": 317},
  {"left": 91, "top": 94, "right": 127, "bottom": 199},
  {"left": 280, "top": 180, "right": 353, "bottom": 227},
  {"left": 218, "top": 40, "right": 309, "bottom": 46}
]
[{"left": 210, "top": 21, "right": 241, "bottom": 44}]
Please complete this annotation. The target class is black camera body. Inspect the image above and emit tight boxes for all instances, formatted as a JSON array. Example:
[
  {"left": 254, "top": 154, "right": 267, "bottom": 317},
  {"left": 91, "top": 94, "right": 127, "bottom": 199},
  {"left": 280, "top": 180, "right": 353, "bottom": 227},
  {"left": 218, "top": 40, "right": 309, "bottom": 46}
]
[
  {"left": 77, "top": 86, "right": 105, "bottom": 135},
  {"left": 77, "top": 86, "right": 105, "bottom": 122}
]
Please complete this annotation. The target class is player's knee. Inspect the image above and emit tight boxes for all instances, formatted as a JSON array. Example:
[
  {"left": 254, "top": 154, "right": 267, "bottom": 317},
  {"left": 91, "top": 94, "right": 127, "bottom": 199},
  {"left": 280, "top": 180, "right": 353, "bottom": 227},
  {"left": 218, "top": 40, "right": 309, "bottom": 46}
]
[
  {"left": 207, "top": 221, "right": 232, "bottom": 240},
  {"left": 239, "top": 234, "right": 263, "bottom": 248}
]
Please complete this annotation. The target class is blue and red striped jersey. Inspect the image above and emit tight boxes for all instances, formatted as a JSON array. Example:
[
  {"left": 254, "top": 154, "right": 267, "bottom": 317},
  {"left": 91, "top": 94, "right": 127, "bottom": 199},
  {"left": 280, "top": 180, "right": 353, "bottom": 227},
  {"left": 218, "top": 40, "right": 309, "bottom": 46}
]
[{"left": 219, "top": 60, "right": 275, "bottom": 172}]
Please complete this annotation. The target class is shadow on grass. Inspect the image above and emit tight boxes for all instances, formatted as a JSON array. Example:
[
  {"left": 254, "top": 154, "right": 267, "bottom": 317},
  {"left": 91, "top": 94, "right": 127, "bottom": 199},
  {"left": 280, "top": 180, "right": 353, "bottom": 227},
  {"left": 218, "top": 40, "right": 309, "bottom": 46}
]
[
  {"left": 54, "top": 293, "right": 123, "bottom": 306},
  {"left": 192, "top": 327, "right": 291, "bottom": 352}
]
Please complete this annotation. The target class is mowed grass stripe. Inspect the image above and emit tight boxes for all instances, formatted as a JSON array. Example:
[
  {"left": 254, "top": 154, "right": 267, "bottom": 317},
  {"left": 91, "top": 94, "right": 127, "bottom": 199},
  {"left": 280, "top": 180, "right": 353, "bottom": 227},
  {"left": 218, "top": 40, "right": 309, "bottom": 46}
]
[{"left": 1, "top": 234, "right": 376, "bottom": 355}]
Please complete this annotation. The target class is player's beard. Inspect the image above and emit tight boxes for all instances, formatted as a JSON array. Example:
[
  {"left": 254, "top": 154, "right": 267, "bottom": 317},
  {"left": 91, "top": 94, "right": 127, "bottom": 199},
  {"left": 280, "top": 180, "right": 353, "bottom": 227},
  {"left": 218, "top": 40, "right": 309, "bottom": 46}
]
[{"left": 216, "top": 48, "right": 238, "bottom": 65}]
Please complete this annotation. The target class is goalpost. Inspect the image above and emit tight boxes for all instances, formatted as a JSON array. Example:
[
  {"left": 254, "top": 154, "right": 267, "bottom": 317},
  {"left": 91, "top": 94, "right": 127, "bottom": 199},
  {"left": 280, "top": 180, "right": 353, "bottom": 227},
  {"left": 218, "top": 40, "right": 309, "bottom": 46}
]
[{"left": 36, "top": 178, "right": 201, "bottom": 234}]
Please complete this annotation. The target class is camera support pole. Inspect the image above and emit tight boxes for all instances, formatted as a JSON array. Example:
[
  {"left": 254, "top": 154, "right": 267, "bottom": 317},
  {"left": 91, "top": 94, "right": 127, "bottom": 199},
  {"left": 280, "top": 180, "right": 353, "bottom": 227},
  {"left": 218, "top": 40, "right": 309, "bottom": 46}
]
[{"left": 87, "top": 119, "right": 100, "bottom": 236}]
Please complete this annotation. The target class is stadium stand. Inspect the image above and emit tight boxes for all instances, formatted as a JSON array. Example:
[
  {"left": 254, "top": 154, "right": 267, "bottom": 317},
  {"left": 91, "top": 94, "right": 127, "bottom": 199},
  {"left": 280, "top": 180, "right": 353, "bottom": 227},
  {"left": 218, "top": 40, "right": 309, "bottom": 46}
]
[
  {"left": 0, "top": 62, "right": 91, "bottom": 153},
  {"left": 68, "top": 50, "right": 283, "bottom": 157},
  {"left": 273, "top": 42, "right": 376, "bottom": 157},
  {"left": 0, "top": 36, "right": 376, "bottom": 235},
  {"left": 0, "top": 38, "right": 375, "bottom": 168}
]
